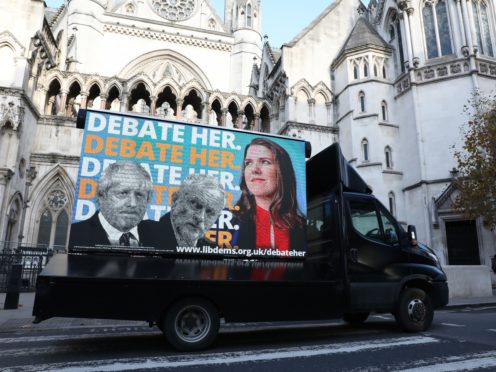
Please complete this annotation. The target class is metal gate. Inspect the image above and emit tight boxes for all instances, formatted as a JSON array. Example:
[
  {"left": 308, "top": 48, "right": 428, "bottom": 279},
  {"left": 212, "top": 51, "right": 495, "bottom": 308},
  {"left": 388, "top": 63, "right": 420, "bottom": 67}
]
[{"left": 0, "top": 244, "right": 58, "bottom": 292}]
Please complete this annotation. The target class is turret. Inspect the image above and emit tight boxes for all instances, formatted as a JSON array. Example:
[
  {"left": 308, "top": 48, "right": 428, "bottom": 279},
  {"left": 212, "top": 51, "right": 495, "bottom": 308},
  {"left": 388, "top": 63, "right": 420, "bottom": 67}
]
[{"left": 228, "top": 0, "right": 262, "bottom": 95}]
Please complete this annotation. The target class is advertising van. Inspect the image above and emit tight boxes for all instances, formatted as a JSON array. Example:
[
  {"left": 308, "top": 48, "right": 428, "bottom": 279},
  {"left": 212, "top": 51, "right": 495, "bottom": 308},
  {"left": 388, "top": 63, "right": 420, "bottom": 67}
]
[{"left": 33, "top": 109, "right": 449, "bottom": 351}]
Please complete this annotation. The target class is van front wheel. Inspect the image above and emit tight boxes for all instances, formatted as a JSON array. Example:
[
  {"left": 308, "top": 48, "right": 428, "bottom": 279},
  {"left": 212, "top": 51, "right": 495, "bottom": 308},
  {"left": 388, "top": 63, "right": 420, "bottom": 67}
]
[
  {"left": 394, "top": 288, "right": 433, "bottom": 332},
  {"left": 163, "top": 298, "right": 219, "bottom": 351}
]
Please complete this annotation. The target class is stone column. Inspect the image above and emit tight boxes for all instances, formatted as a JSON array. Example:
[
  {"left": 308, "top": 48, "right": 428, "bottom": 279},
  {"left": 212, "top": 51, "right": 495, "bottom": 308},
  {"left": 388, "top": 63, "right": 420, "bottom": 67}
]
[
  {"left": 100, "top": 94, "right": 108, "bottom": 110},
  {"left": 202, "top": 101, "right": 209, "bottom": 123},
  {"left": 253, "top": 113, "right": 261, "bottom": 132},
  {"left": 398, "top": 2, "right": 414, "bottom": 68},
  {"left": 58, "top": 90, "right": 68, "bottom": 116},
  {"left": 80, "top": 92, "right": 88, "bottom": 109},
  {"left": 0, "top": 169, "right": 14, "bottom": 248},
  {"left": 325, "top": 102, "right": 333, "bottom": 126},
  {"left": 464, "top": 0, "right": 478, "bottom": 55},
  {"left": 176, "top": 99, "right": 184, "bottom": 120},
  {"left": 308, "top": 98, "right": 316, "bottom": 124},
  {"left": 455, "top": 0, "right": 468, "bottom": 53},
  {"left": 237, "top": 110, "right": 245, "bottom": 128},
  {"left": 221, "top": 108, "right": 228, "bottom": 127},
  {"left": 150, "top": 96, "right": 157, "bottom": 115},
  {"left": 119, "top": 92, "right": 128, "bottom": 112}
]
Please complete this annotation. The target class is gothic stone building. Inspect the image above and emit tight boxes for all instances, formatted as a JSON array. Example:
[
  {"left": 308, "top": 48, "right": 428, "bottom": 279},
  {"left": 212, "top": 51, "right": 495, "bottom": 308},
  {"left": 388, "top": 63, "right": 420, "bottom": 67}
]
[{"left": 1, "top": 0, "right": 495, "bottom": 295}]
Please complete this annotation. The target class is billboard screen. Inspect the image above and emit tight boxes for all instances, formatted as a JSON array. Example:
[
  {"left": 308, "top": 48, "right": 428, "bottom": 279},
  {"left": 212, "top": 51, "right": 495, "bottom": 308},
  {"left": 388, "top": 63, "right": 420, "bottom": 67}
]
[{"left": 69, "top": 110, "right": 307, "bottom": 259}]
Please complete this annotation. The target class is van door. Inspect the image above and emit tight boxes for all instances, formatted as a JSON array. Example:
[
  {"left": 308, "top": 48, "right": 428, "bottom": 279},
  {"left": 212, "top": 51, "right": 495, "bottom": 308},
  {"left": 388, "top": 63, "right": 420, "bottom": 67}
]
[
  {"left": 345, "top": 194, "right": 404, "bottom": 311},
  {"left": 306, "top": 195, "right": 346, "bottom": 315}
]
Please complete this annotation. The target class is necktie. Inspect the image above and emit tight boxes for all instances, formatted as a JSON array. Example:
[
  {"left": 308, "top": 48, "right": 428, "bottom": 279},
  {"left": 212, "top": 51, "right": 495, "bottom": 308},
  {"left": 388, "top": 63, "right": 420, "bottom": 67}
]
[{"left": 119, "top": 232, "right": 132, "bottom": 246}]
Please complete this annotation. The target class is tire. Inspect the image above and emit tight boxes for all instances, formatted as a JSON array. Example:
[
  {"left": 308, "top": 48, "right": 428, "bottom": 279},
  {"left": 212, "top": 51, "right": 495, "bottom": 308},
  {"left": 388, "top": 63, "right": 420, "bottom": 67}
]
[
  {"left": 394, "top": 288, "right": 433, "bottom": 332},
  {"left": 343, "top": 312, "right": 369, "bottom": 324},
  {"left": 163, "top": 298, "right": 219, "bottom": 351}
]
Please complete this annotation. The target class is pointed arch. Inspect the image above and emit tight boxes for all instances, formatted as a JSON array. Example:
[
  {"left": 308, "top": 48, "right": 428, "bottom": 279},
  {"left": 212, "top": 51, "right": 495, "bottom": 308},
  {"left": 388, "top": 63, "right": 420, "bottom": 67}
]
[
  {"left": 224, "top": 95, "right": 242, "bottom": 110},
  {"left": 208, "top": 92, "right": 225, "bottom": 107},
  {"left": 312, "top": 82, "right": 332, "bottom": 102},
  {"left": 155, "top": 81, "right": 180, "bottom": 98},
  {"left": 241, "top": 97, "right": 258, "bottom": 111},
  {"left": 25, "top": 165, "right": 75, "bottom": 247},
  {"left": 84, "top": 78, "right": 104, "bottom": 94},
  {"left": 0, "top": 30, "right": 26, "bottom": 56},
  {"left": 126, "top": 75, "right": 153, "bottom": 94},
  {"left": 64, "top": 76, "right": 84, "bottom": 92},
  {"left": 3, "top": 192, "right": 23, "bottom": 246},
  {"left": 291, "top": 79, "right": 312, "bottom": 99},
  {"left": 119, "top": 49, "right": 212, "bottom": 90},
  {"left": 180, "top": 81, "right": 206, "bottom": 101},
  {"left": 104, "top": 79, "right": 123, "bottom": 97}
]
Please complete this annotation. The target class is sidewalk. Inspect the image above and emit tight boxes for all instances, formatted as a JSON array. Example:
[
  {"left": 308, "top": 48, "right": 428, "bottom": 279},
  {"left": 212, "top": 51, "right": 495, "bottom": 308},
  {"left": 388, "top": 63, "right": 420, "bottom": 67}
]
[{"left": 1, "top": 291, "right": 495, "bottom": 334}]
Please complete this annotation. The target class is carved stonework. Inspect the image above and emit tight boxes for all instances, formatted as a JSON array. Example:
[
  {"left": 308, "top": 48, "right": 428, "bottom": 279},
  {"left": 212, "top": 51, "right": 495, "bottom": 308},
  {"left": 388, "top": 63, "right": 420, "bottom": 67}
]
[
  {"left": 0, "top": 97, "right": 24, "bottom": 132},
  {"left": 450, "top": 64, "right": 461, "bottom": 74}
]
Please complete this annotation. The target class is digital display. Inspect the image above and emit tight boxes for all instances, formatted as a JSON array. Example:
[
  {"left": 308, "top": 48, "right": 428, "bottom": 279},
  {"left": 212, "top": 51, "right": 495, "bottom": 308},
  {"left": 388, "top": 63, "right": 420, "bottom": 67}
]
[{"left": 69, "top": 110, "right": 307, "bottom": 259}]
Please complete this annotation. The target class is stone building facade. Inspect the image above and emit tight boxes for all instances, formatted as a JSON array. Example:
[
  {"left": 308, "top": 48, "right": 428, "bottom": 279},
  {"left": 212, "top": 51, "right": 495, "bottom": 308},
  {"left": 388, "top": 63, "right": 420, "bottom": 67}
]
[{"left": 1, "top": 0, "right": 495, "bottom": 293}]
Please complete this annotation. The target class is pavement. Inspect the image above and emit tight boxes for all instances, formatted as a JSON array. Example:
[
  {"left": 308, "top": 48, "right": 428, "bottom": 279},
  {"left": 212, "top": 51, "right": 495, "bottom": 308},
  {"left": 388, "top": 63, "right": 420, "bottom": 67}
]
[{"left": 1, "top": 290, "right": 495, "bottom": 334}]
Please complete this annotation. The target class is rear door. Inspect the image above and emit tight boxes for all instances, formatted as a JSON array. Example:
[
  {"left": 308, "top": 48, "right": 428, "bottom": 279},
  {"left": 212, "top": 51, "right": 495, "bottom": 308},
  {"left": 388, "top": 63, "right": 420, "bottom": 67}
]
[{"left": 345, "top": 194, "right": 404, "bottom": 311}]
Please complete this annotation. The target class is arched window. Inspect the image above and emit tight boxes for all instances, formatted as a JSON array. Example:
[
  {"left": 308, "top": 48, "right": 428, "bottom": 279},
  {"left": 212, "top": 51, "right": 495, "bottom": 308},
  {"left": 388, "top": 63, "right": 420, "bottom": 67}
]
[
  {"left": 388, "top": 192, "right": 396, "bottom": 216},
  {"left": 246, "top": 3, "right": 253, "bottom": 28},
  {"left": 381, "top": 100, "right": 388, "bottom": 121},
  {"left": 359, "top": 91, "right": 366, "bottom": 113},
  {"left": 423, "top": 0, "right": 453, "bottom": 59},
  {"left": 374, "top": 64, "right": 378, "bottom": 77},
  {"left": 472, "top": 1, "right": 494, "bottom": 57},
  {"left": 382, "top": 65, "right": 387, "bottom": 78},
  {"left": 364, "top": 62, "right": 369, "bottom": 78},
  {"left": 362, "top": 138, "right": 369, "bottom": 161},
  {"left": 36, "top": 189, "right": 70, "bottom": 249},
  {"left": 385, "top": 146, "right": 393, "bottom": 168},
  {"left": 353, "top": 64, "right": 359, "bottom": 79},
  {"left": 388, "top": 12, "right": 405, "bottom": 73}
]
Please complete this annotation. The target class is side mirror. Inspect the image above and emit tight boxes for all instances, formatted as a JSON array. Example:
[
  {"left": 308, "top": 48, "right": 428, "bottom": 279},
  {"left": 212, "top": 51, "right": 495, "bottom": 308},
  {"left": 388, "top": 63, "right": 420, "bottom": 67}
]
[{"left": 407, "top": 225, "right": 418, "bottom": 246}]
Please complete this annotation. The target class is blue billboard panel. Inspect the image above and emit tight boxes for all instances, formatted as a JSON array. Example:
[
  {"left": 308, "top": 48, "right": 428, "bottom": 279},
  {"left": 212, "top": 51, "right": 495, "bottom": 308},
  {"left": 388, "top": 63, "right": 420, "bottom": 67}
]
[{"left": 70, "top": 110, "right": 307, "bottom": 258}]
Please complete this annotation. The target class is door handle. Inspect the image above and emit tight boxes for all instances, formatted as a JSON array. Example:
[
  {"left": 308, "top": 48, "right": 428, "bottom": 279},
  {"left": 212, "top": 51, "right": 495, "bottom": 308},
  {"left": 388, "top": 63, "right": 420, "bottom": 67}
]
[{"left": 350, "top": 248, "right": 358, "bottom": 263}]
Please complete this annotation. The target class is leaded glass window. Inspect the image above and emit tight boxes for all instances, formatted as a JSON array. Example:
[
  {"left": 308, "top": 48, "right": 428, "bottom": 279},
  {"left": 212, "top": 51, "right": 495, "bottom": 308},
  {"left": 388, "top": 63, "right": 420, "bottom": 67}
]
[
  {"left": 472, "top": 1, "right": 494, "bottom": 56},
  {"left": 423, "top": 0, "right": 453, "bottom": 59}
]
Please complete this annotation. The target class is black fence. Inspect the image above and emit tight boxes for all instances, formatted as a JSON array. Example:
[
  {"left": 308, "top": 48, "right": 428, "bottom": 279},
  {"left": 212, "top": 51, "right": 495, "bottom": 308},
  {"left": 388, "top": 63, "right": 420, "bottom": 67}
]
[{"left": 0, "top": 243, "right": 64, "bottom": 292}]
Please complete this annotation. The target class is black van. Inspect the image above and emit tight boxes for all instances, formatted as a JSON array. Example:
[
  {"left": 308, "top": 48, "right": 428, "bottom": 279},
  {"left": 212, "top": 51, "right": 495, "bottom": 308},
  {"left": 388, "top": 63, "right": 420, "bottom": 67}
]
[{"left": 33, "top": 136, "right": 448, "bottom": 352}]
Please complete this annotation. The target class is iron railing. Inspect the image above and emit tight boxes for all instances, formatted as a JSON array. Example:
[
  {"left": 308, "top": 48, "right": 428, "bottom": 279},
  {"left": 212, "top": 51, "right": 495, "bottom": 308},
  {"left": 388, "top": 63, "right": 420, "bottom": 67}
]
[{"left": 0, "top": 242, "right": 65, "bottom": 292}]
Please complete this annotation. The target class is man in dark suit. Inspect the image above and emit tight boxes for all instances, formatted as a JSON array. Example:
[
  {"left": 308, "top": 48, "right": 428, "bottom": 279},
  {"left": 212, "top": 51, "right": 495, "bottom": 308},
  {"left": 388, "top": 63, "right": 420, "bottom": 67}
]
[
  {"left": 69, "top": 161, "right": 158, "bottom": 250},
  {"left": 158, "top": 174, "right": 225, "bottom": 248}
]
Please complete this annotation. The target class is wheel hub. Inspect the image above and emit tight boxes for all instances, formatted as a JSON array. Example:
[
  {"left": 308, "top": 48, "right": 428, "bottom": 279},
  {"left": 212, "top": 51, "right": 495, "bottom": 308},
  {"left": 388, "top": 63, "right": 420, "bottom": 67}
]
[
  {"left": 175, "top": 306, "right": 211, "bottom": 343},
  {"left": 407, "top": 298, "right": 426, "bottom": 322}
]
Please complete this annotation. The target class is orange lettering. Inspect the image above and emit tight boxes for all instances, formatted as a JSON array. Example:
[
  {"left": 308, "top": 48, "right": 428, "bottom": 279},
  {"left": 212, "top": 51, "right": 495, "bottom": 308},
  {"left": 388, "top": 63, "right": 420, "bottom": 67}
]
[
  {"left": 84, "top": 134, "right": 103, "bottom": 154},
  {"left": 208, "top": 149, "right": 220, "bottom": 167},
  {"left": 221, "top": 151, "right": 239, "bottom": 170},
  {"left": 120, "top": 138, "right": 136, "bottom": 158},
  {"left": 171, "top": 145, "right": 183, "bottom": 163},
  {"left": 137, "top": 141, "right": 155, "bottom": 160},
  {"left": 152, "top": 185, "right": 168, "bottom": 204},
  {"left": 190, "top": 147, "right": 207, "bottom": 166},
  {"left": 217, "top": 231, "right": 232, "bottom": 247},
  {"left": 78, "top": 178, "right": 97, "bottom": 199},
  {"left": 104, "top": 136, "right": 119, "bottom": 156},
  {"left": 225, "top": 191, "right": 235, "bottom": 210},
  {"left": 156, "top": 143, "right": 171, "bottom": 162}
]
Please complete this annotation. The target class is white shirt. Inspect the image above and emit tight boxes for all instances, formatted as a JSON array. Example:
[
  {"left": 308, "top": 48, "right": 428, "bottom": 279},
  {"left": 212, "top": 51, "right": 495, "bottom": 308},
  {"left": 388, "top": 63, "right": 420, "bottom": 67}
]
[{"left": 98, "top": 213, "right": 140, "bottom": 246}]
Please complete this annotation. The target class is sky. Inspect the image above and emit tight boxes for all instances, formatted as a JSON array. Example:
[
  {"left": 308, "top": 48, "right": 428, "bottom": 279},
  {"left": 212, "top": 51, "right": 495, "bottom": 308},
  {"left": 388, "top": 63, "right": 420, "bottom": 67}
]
[{"left": 43, "top": 0, "right": 336, "bottom": 48}]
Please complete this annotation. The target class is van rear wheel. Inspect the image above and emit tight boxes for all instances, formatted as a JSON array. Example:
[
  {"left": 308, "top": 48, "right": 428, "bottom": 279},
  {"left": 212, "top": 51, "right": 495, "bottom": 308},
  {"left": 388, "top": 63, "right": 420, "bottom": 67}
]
[
  {"left": 343, "top": 312, "right": 369, "bottom": 324},
  {"left": 163, "top": 298, "right": 219, "bottom": 351},
  {"left": 394, "top": 288, "right": 433, "bottom": 332}
]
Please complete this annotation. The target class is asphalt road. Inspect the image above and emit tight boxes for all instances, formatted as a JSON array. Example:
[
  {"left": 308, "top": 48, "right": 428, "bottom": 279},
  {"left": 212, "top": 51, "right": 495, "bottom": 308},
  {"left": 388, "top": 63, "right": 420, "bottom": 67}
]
[{"left": 0, "top": 306, "right": 495, "bottom": 371}]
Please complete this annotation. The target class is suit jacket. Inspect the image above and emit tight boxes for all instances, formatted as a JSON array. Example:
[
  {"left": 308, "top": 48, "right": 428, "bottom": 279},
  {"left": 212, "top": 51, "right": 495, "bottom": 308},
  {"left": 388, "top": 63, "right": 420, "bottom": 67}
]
[{"left": 68, "top": 212, "right": 160, "bottom": 250}]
